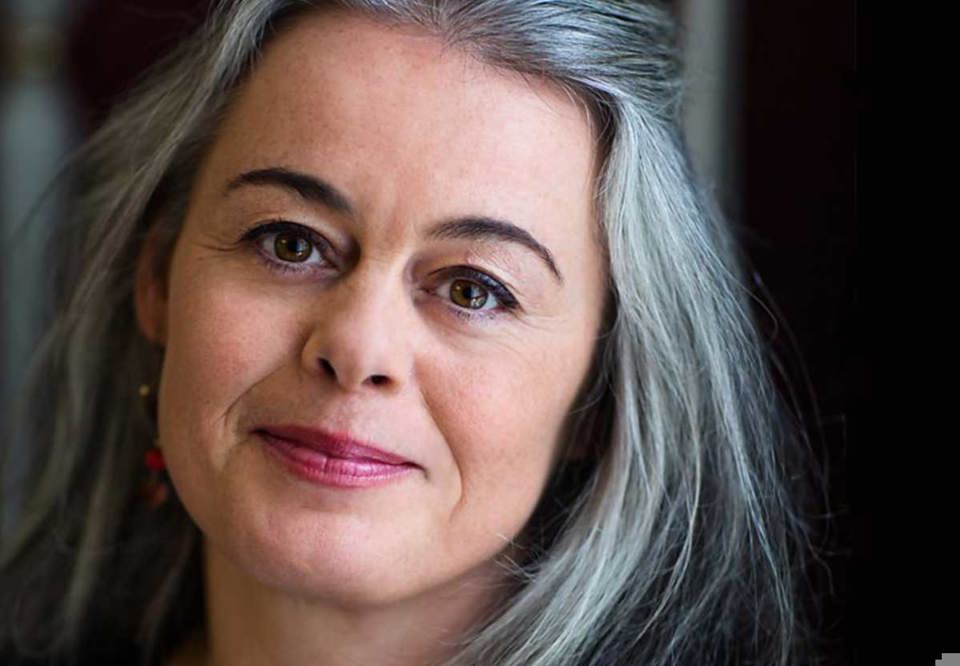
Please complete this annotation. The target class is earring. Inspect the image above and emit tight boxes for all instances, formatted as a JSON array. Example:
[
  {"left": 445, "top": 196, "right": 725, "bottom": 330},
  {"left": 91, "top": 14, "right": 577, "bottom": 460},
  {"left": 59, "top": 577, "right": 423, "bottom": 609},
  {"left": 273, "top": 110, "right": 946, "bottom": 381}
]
[{"left": 138, "top": 383, "right": 170, "bottom": 509}]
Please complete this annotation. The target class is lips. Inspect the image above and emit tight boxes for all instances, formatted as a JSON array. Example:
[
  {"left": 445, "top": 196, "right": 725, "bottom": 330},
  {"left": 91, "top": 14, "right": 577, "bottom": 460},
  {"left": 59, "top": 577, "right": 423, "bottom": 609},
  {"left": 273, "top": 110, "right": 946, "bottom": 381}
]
[
  {"left": 255, "top": 424, "right": 418, "bottom": 489},
  {"left": 254, "top": 424, "right": 415, "bottom": 466}
]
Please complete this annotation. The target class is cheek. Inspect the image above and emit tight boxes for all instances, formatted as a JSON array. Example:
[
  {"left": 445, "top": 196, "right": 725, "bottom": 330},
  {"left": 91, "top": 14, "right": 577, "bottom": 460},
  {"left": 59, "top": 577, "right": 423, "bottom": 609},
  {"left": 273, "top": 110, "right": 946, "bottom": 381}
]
[
  {"left": 158, "top": 267, "right": 293, "bottom": 478},
  {"left": 427, "top": 333, "right": 586, "bottom": 543}
]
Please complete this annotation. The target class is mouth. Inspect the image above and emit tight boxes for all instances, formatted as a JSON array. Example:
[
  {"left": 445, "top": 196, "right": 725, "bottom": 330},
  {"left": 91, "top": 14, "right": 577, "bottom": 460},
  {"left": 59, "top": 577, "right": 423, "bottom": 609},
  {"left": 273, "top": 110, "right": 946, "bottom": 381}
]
[{"left": 255, "top": 426, "right": 418, "bottom": 489}]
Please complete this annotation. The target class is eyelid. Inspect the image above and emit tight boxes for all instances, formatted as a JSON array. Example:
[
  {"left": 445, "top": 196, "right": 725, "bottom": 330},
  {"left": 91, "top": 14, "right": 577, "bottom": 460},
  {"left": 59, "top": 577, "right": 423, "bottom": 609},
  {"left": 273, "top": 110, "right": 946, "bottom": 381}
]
[
  {"left": 238, "top": 221, "right": 523, "bottom": 320},
  {"left": 240, "top": 219, "right": 333, "bottom": 268},
  {"left": 437, "top": 266, "right": 519, "bottom": 311},
  {"left": 240, "top": 219, "right": 327, "bottom": 246}
]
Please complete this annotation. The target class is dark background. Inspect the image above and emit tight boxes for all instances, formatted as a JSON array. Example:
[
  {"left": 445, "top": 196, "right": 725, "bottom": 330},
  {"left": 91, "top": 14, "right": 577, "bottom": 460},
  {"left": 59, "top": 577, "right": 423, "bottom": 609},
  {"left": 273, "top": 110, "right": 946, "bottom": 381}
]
[
  {"left": 740, "top": 3, "right": 862, "bottom": 663},
  {"left": 2, "top": 1, "right": 868, "bottom": 663}
]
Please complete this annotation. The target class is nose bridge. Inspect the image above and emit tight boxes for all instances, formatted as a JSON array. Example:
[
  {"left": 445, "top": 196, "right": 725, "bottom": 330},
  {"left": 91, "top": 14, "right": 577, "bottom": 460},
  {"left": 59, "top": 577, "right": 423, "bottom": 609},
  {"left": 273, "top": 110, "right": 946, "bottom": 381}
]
[{"left": 302, "top": 260, "right": 411, "bottom": 392}]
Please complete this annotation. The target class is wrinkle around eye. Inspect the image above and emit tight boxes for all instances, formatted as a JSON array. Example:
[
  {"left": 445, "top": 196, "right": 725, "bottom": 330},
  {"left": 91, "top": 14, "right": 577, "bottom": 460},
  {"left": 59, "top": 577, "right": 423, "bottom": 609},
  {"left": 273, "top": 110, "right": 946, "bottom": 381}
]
[
  {"left": 197, "top": 219, "right": 558, "bottom": 320},
  {"left": 453, "top": 246, "right": 547, "bottom": 305}
]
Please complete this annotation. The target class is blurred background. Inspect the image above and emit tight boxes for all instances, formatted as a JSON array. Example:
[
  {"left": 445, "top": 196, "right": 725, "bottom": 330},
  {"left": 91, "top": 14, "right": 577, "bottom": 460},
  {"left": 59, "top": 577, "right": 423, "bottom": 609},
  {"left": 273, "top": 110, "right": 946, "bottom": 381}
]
[{"left": 0, "top": 1, "right": 864, "bottom": 663}]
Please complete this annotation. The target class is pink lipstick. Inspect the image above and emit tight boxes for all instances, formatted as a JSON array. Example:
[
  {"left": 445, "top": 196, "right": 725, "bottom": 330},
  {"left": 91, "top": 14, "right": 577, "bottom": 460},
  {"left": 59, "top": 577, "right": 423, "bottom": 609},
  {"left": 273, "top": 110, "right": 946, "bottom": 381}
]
[{"left": 256, "top": 425, "right": 417, "bottom": 489}]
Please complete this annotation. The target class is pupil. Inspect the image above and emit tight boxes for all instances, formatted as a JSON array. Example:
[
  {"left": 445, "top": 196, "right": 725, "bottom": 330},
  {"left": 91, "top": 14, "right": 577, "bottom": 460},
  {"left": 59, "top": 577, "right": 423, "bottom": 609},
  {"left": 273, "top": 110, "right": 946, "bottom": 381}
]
[
  {"left": 452, "top": 280, "right": 487, "bottom": 308},
  {"left": 276, "top": 233, "right": 310, "bottom": 262}
]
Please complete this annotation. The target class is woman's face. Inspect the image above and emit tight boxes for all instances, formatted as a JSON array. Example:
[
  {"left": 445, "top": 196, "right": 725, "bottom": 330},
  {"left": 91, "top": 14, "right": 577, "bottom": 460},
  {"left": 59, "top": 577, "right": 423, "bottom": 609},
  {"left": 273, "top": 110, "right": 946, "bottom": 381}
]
[{"left": 137, "top": 10, "right": 606, "bottom": 611}]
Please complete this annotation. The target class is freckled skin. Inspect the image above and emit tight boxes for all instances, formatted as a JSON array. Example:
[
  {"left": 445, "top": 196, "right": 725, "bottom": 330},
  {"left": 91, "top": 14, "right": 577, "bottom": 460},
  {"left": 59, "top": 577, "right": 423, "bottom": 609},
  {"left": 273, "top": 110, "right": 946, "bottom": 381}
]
[{"left": 138, "top": 8, "right": 607, "bottom": 664}]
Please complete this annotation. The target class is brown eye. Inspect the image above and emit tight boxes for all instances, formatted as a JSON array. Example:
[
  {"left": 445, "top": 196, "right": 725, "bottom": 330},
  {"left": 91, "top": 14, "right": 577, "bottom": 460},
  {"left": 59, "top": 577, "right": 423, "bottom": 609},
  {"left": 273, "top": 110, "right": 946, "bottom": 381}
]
[
  {"left": 274, "top": 232, "right": 313, "bottom": 262},
  {"left": 450, "top": 279, "right": 489, "bottom": 309}
]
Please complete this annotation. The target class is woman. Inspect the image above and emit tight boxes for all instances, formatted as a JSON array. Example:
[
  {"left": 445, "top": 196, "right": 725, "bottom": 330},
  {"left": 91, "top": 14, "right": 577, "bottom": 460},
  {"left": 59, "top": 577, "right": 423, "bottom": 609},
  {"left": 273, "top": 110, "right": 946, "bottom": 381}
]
[{"left": 0, "top": 1, "right": 821, "bottom": 664}]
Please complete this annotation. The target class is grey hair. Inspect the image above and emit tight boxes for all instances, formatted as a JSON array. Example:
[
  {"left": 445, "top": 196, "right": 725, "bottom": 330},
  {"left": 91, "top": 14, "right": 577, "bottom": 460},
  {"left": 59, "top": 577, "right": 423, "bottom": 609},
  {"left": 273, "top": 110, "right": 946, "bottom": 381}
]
[{"left": 0, "top": 1, "right": 822, "bottom": 664}]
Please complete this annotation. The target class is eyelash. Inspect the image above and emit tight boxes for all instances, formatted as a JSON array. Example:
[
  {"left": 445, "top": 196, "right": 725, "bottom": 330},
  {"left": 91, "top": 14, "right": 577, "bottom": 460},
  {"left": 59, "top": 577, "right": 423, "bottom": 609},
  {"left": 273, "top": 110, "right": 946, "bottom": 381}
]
[{"left": 238, "top": 220, "right": 521, "bottom": 323}]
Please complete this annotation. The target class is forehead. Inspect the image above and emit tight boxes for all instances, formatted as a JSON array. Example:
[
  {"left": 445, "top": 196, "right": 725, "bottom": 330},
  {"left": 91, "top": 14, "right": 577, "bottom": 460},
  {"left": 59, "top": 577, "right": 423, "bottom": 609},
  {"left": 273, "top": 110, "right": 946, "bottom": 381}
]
[{"left": 206, "top": 8, "right": 599, "bottom": 249}]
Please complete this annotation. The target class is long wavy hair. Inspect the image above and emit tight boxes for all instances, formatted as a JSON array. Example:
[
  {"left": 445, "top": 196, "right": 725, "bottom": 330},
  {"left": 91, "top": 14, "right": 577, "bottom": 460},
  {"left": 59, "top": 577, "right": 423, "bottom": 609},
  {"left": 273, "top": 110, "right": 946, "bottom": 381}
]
[{"left": 0, "top": 1, "right": 824, "bottom": 664}]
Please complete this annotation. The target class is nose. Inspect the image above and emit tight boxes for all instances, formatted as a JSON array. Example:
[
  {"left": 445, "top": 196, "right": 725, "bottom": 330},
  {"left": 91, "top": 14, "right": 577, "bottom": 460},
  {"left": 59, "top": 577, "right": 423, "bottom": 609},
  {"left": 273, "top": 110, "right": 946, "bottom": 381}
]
[{"left": 300, "top": 264, "right": 412, "bottom": 394}]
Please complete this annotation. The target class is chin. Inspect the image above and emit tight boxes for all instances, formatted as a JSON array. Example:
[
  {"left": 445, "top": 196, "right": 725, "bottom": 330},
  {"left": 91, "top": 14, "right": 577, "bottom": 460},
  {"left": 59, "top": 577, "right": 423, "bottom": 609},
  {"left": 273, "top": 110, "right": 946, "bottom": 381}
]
[{"left": 205, "top": 507, "right": 435, "bottom": 608}]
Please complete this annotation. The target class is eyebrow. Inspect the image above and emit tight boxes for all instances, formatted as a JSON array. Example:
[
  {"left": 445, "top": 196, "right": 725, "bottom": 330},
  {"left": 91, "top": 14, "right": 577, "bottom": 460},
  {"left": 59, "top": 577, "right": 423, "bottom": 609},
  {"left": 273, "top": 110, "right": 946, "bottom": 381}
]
[
  {"left": 225, "top": 167, "right": 564, "bottom": 284},
  {"left": 226, "top": 167, "right": 355, "bottom": 216}
]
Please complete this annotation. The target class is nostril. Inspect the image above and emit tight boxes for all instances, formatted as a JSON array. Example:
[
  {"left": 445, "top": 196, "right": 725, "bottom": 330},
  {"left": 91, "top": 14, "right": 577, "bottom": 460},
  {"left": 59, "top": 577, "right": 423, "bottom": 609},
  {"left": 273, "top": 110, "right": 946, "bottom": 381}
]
[
  {"left": 370, "top": 375, "right": 388, "bottom": 386},
  {"left": 320, "top": 359, "right": 336, "bottom": 378}
]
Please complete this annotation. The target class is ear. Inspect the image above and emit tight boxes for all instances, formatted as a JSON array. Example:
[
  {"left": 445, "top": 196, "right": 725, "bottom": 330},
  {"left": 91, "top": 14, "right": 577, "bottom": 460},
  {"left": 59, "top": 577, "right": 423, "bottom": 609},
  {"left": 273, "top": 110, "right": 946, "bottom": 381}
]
[{"left": 134, "top": 223, "right": 171, "bottom": 347}]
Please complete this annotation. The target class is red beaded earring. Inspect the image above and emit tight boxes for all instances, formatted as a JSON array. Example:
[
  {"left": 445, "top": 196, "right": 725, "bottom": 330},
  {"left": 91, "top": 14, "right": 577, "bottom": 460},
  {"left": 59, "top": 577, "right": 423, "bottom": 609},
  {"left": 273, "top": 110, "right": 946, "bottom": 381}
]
[{"left": 138, "top": 383, "right": 170, "bottom": 509}]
